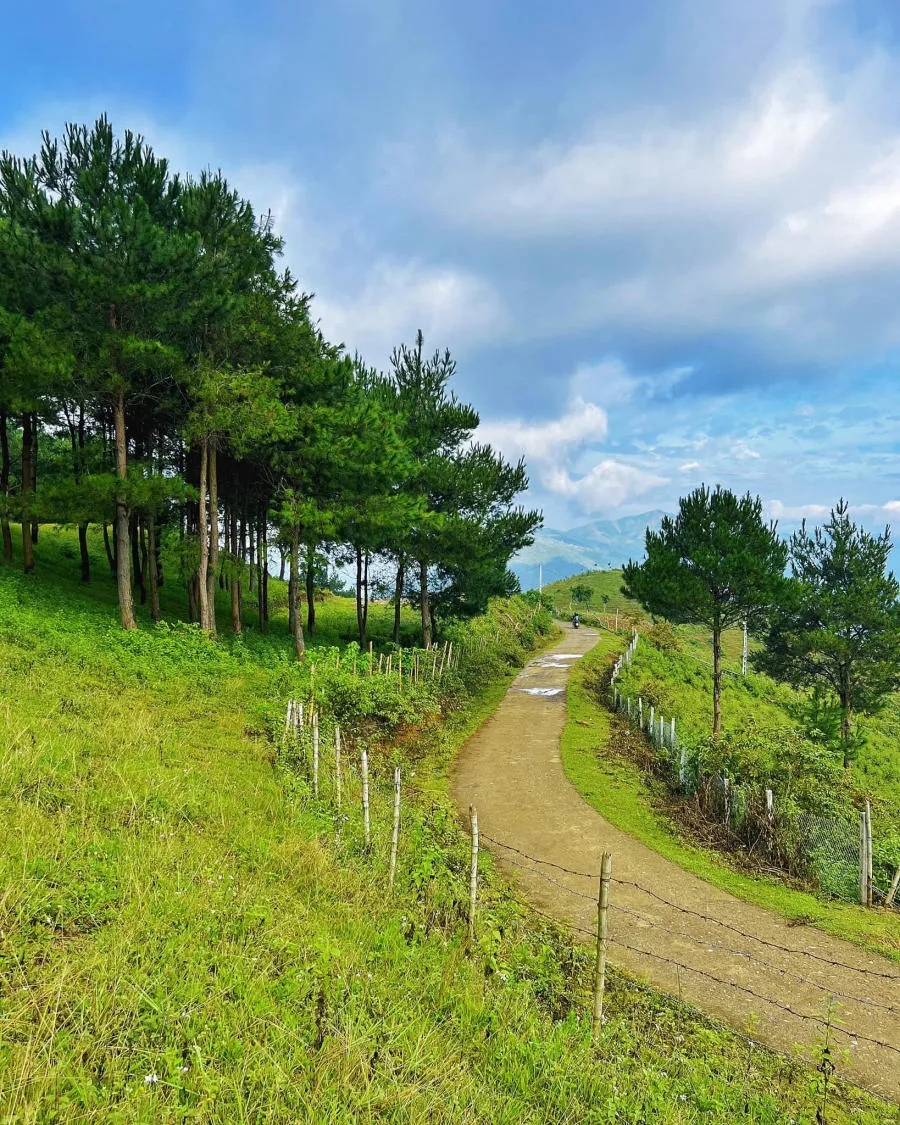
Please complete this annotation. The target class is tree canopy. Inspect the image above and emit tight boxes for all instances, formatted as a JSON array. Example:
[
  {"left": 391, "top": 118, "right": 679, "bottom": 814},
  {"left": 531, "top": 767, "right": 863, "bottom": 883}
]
[
  {"left": 754, "top": 500, "right": 900, "bottom": 766},
  {"left": 622, "top": 485, "right": 788, "bottom": 737},
  {"left": 0, "top": 116, "right": 541, "bottom": 649}
]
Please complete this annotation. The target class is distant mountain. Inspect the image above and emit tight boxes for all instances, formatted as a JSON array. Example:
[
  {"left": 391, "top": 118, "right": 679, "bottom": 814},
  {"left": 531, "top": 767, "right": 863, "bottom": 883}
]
[{"left": 511, "top": 510, "right": 668, "bottom": 591}]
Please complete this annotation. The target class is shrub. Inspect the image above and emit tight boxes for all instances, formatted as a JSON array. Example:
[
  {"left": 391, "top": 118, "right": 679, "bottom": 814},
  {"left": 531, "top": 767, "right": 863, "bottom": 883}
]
[{"left": 647, "top": 621, "right": 680, "bottom": 652}]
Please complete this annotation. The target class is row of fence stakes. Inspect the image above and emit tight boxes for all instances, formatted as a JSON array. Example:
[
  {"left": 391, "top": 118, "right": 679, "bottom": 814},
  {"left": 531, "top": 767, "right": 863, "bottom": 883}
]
[
  {"left": 608, "top": 639, "right": 896, "bottom": 909},
  {"left": 466, "top": 802, "right": 613, "bottom": 1039}
]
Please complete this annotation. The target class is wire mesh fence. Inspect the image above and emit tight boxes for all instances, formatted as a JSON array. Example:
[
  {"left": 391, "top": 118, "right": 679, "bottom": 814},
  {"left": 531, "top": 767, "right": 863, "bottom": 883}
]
[{"left": 608, "top": 633, "right": 899, "bottom": 908}]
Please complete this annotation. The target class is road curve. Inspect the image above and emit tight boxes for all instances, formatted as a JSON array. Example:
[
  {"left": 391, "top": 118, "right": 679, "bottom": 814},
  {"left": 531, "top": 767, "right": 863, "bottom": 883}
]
[{"left": 450, "top": 625, "right": 900, "bottom": 1101}]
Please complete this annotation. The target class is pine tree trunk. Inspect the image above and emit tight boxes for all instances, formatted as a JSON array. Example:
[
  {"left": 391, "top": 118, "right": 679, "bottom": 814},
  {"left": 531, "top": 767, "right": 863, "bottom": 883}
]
[
  {"left": 130, "top": 515, "right": 144, "bottom": 605},
  {"left": 230, "top": 506, "right": 241, "bottom": 634},
  {"left": 102, "top": 522, "right": 115, "bottom": 572},
  {"left": 306, "top": 549, "right": 316, "bottom": 636},
  {"left": 148, "top": 515, "right": 161, "bottom": 623},
  {"left": 393, "top": 556, "right": 404, "bottom": 644},
  {"left": 112, "top": 390, "right": 136, "bottom": 629},
  {"left": 29, "top": 419, "right": 38, "bottom": 544},
  {"left": 248, "top": 522, "right": 256, "bottom": 593},
  {"left": 231, "top": 563, "right": 242, "bottom": 634},
  {"left": 0, "top": 407, "right": 12, "bottom": 563},
  {"left": 138, "top": 518, "right": 149, "bottom": 605},
  {"left": 279, "top": 548, "right": 286, "bottom": 582},
  {"left": 197, "top": 436, "right": 211, "bottom": 631},
  {"left": 356, "top": 547, "right": 365, "bottom": 644},
  {"left": 188, "top": 574, "right": 199, "bottom": 623},
  {"left": 21, "top": 412, "right": 35, "bottom": 573},
  {"left": 78, "top": 524, "right": 90, "bottom": 582},
  {"left": 712, "top": 624, "right": 722, "bottom": 739},
  {"left": 839, "top": 669, "right": 852, "bottom": 769},
  {"left": 220, "top": 506, "right": 228, "bottom": 590},
  {"left": 290, "top": 523, "right": 305, "bottom": 659},
  {"left": 205, "top": 443, "right": 219, "bottom": 637},
  {"left": 75, "top": 408, "right": 89, "bottom": 581},
  {"left": 363, "top": 552, "right": 370, "bottom": 639},
  {"left": 419, "top": 558, "right": 431, "bottom": 648},
  {"left": 261, "top": 513, "right": 269, "bottom": 630}
]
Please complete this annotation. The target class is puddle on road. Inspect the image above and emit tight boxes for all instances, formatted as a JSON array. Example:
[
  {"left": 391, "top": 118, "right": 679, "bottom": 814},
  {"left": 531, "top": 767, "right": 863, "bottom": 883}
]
[{"left": 518, "top": 687, "right": 565, "bottom": 697}]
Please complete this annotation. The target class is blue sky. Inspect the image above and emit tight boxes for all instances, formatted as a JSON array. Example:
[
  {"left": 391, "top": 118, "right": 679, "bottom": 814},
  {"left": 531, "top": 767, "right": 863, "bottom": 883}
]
[{"left": 4, "top": 0, "right": 900, "bottom": 534}]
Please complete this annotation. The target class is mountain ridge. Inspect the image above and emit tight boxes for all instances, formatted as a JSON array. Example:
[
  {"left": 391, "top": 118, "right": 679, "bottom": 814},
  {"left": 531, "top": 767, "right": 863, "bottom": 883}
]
[{"left": 511, "top": 509, "right": 668, "bottom": 590}]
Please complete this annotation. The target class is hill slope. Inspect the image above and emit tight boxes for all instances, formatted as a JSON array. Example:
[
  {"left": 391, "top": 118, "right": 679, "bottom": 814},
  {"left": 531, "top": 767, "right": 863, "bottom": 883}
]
[{"left": 0, "top": 531, "right": 890, "bottom": 1122}]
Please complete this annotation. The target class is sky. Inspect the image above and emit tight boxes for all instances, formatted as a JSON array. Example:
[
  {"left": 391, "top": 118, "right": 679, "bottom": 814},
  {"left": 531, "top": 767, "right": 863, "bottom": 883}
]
[{"left": 3, "top": 0, "right": 900, "bottom": 535}]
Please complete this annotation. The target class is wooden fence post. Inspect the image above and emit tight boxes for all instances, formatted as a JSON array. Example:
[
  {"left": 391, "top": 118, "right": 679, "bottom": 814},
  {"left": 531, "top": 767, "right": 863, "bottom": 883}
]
[
  {"left": 468, "top": 806, "right": 479, "bottom": 942},
  {"left": 361, "top": 749, "right": 370, "bottom": 848},
  {"left": 389, "top": 766, "right": 401, "bottom": 889},
  {"left": 285, "top": 700, "right": 293, "bottom": 735},
  {"left": 866, "top": 801, "right": 873, "bottom": 907},
  {"left": 591, "top": 852, "right": 612, "bottom": 1038},
  {"left": 369, "top": 640, "right": 373, "bottom": 676},
  {"left": 312, "top": 713, "right": 319, "bottom": 798},
  {"left": 886, "top": 865, "right": 900, "bottom": 907},
  {"left": 335, "top": 725, "right": 342, "bottom": 812},
  {"left": 862, "top": 801, "right": 872, "bottom": 907}
]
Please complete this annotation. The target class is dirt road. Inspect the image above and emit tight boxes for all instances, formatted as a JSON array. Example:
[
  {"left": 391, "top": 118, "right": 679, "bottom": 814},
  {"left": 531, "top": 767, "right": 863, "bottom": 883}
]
[{"left": 451, "top": 626, "right": 900, "bottom": 1100}]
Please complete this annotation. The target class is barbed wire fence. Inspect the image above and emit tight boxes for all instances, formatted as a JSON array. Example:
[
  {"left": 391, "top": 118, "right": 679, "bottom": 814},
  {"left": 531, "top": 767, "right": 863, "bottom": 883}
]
[
  {"left": 275, "top": 706, "right": 900, "bottom": 1103},
  {"left": 609, "top": 632, "right": 900, "bottom": 909},
  {"left": 474, "top": 831, "right": 900, "bottom": 1109}
]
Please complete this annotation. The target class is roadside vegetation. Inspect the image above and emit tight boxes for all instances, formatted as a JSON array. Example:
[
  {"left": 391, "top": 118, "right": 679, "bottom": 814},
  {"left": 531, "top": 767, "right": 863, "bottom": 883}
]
[
  {"left": 561, "top": 637, "right": 900, "bottom": 959},
  {"left": 549, "top": 488, "right": 900, "bottom": 941}
]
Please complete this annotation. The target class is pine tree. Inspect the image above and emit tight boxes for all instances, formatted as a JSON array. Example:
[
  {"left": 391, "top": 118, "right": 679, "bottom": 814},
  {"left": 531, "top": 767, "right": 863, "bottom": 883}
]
[
  {"left": 623, "top": 486, "right": 788, "bottom": 737},
  {"left": 755, "top": 500, "right": 900, "bottom": 767}
]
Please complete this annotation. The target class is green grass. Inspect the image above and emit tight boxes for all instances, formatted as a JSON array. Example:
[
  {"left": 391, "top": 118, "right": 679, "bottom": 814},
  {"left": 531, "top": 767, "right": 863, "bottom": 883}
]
[
  {"left": 0, "top": 531, "right": 893, "bottom": 1121},
  {"left": 546, "top": 567, "right": 900, "bottom": 879},
  {"left": 561, "top": 638, "right": 900, "bottom": 961},
  {"left": 545, "top": 568, "right": 640, "bottom": 618}
]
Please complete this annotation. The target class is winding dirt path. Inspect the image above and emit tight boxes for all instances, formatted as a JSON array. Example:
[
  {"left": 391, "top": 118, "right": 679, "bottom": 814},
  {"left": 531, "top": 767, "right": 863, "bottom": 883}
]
[{"left": 451, "top": 626, "right": 900, "bottom": 1101}]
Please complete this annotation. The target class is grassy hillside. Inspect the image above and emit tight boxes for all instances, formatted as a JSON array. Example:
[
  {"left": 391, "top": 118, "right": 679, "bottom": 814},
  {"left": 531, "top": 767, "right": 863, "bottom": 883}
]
[
  {"left": 544, "top": 568, "right": 640, "bottom": 618},
  {"left": 562, "top": 640, "right": 900, "bottom": 959},
  {"left": 546, "top": 569, "right": 900, "bottom": 829},
  {"left": 0, "top": 535, "right": 892, "bottom": 1121}
]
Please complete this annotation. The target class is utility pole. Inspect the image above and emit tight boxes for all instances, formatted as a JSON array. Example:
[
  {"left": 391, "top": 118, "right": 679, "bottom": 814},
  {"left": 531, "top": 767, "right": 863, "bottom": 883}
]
[{"left": 742, "top": 620, "right": 748, "bottom": 677}]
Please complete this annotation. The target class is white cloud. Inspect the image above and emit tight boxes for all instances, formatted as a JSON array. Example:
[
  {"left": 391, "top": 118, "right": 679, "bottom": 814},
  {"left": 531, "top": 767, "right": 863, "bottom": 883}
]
[
  {"left": 384, "top": 51, "right": 900, "bottom": 365},
  {"left": 314, "top": 260, "right": 507, "bottom": 363},
  {"left": 679, "top": 461, "right": 700, "bottom": 472},
  {"left": 764, "top": 499, "right": 830, "bottom": 521},
  {"left": 545, "top": 460, "right": 669, "bottom": 512},
  {"left": 478, "top": 398, "right": 608, "bottom": 465}
]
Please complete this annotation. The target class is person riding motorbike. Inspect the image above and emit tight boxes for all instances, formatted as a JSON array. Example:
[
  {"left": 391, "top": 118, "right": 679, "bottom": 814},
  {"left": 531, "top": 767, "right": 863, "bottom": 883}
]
[{"left": 572, "top": 612, "right": 580, "bottom": 628}]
